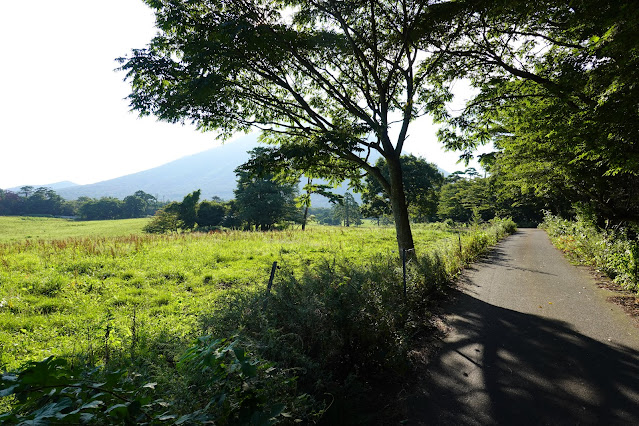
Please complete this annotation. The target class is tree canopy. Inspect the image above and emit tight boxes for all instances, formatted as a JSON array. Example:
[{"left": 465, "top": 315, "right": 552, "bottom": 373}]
[
  {"left": 436, "top": 0, "right": 639, "bottom": 229},
  {"left": 119, "top": 0, "right": 459, "bottom": 253},
  {"left": 234, "top": 149, "right": 300, "bottom": 231}
]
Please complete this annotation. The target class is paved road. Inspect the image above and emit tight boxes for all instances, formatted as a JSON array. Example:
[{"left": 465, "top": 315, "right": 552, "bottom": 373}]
[{"left": 410, "top": 229, "right": 639, "bottom": 425}]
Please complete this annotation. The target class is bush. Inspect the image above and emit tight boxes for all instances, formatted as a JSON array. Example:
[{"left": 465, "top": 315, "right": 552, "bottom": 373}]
[{"left": 541, "top": 212, "right": 639, "bottom": 291}]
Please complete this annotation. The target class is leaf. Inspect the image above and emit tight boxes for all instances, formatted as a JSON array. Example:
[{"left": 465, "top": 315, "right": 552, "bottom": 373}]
[
  {"left": 106, "top": 403, "right": 129, "bottom": 419},
  {"left": 0, "top": 384, "right": 18, "bottom": 397},
  {"left": 79, "top": 412, "right": 96, "bottom": 423},
  {"left": 143, "top": 382, "right": 158, "bottom": 389},
  {"left": 32, "top": 398, "right": 73, "bottom": 419},
  {"left": 233, "top": 346, "right": 246, "bottom": 362},
  {"left": 240, "top": 361, "right": 258, "bottom": 378},
  {"left": 158, "top": 414, "right": 178, "bottom": 421},
  {"left": 79, "top": 400, "right": 104, "bottom": 410}
]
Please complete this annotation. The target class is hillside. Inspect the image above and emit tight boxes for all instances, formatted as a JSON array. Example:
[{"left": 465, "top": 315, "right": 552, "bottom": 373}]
[
  {"left": 8, "top": 181, "right": 79, "bottom": 192},
  {"left": 52, "top": 135, "right": 359, "bottom": 207},
  {"left": 15, "top": 135, "right": 447, "bottom": 208},
  {"left": 55, "top": 135, "right": 260, "bottom": 202}
]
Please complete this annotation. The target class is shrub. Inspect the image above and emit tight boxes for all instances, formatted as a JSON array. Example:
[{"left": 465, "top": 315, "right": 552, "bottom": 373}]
[{"left": 541, "top": 212, "right": 638, "bottom": 291}]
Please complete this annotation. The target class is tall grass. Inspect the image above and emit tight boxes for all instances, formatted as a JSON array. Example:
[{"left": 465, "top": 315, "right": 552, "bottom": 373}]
[{"left": 541, "top": 213, "right": 639, "bottom": 292}]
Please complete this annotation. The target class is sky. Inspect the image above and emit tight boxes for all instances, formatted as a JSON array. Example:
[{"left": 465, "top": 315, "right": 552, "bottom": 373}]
[{"left": 0, "top": 1, "right": 483, "bottom": 190}]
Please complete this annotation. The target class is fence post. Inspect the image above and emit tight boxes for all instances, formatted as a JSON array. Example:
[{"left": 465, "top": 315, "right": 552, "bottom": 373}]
[
  {"left": 263, "top": 261, "right": 278, "bottom": 310},
  {"left": 403, "top": 249, "right": 407, "bottom": 298}
]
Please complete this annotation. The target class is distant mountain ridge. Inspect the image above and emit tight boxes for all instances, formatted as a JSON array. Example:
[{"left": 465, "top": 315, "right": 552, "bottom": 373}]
[
  {"left": 10, "top": 135, "right": 449, "bottom": 208},
  {"left": 55, "top": 135, "right": 260, "bottom": 202},
  {"left": 8, "top": 181, "right": 79, "bottom": 192}
]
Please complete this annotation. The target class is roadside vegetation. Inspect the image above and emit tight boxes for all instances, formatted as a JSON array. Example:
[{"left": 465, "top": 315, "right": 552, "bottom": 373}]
[
  {"left": 541, "top": 213, "right": 639, "bottom": 293},
  {"left": 0, "top": 217, "right": 515, "bottom": 423}
]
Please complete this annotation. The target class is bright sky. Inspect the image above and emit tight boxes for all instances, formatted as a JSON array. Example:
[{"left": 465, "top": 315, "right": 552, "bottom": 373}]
[{"left": 0, "top": 1, "right": 480, "bottom": 190}]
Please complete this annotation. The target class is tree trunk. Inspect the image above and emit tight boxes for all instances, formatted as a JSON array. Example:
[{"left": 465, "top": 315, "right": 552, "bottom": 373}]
[
  {"left": 302, "top": 205, "right": 309, "bottom": 231},
  {"left": 387, "top": 156, "right": 415, "bottom": 256}
]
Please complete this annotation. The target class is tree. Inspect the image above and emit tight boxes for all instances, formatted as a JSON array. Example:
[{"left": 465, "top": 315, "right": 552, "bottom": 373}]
[
  {"left": 435, "top": 0, "right": 639, "bottom": 229},
  {"left": 177, "top": 190, "right": 201, "bottom": 230},
  {"left": 119, "top": 0, "right": 457, "bottom": 254},
  {"left": 122, "top": 195, "right": 146, "bottom": 219},
  {"left": 332, "top": 192, "right": 362, "bottom": 227},
  {"left": 361, "top": 155, "right": 443, "bottom": 223},
  {"left": 133, "top": 190, "right": 159, "bottom": 215},
  {"left": 0, "top": 190, "right": 22, "bottom": 216},
  {"left": 78, "top": 198, "right": 123, "bottom": 220},
  {"left": 144, "top": 202, "right": 181, "bottom": 234},
  {"left": 19, "top": 186, "right": 34, "bottom": 198},
  {"left": 234, "top": 153, "right": 299, "bottom": 231},
  {"left": 197, "top": 200, "right": 226, "bottom": 228},
  {"left": 22, "top": 187, "right": 66, "bottom": 216}
]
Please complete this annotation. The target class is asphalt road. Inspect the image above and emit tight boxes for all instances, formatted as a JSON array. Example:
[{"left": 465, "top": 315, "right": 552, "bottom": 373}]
[{"left": 410, "top": 228, "right": 639, "bottom": 425}]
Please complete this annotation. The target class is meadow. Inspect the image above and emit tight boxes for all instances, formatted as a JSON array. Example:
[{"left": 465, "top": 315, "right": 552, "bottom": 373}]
[
  {"left": 0, "top": 218, "right": 455, "bottom": 369},
  {"left": 0, "top": 216, "right": 516, "bottom": 423},
  {"left": 0, "top": 216, "right": 148, "bottom": 243}
]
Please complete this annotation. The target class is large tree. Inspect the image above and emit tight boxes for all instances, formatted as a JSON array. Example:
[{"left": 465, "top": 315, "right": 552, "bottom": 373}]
[
  {"left": 119, "top": 0, "right": 456, "bottom": 253},
  {"left": 234, "top": 163, "right": 299, "bottom": 231}
]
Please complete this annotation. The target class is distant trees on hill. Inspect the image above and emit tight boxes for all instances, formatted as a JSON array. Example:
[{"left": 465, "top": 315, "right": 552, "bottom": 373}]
[
  {"left": 0, "top": 187, "right": 162, "bottom": 220},
  {"left": 76, "top": 191, "right": 161, "bottom": 220},
  {"left": 0, "top": 186, "right": 73, "bottom": 216}
]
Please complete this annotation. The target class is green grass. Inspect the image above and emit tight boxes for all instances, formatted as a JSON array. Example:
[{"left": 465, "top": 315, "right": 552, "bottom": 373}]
[
  {"left": 0, "top": 217, "right": 149, "bottom": 243},
  {"left": 0, "top": 216, "right": 517, "bottom": 422},
  {"left": 0, "top": 218, "right": 458, "bottom": 371}
]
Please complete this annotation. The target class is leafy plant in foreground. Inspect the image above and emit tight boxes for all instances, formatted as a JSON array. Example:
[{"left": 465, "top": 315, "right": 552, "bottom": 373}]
[{"left": 0, "top": 357, "right": 162, "bottom": 424}]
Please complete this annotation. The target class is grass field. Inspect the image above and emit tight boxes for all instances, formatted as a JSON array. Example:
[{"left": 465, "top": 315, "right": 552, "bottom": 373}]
[
  {"left": 0, "top": 216, "right": 149, "bottom": 243},
  {"left": 0, "top": 216, "right": 516, "bottom": 423},
  {"left": 0, "top": 217, "right": 458, "bottom": 370}
]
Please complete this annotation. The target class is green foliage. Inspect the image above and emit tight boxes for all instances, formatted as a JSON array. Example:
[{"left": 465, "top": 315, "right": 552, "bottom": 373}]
[
  {"left": 437, "top": 0, "right": 639, "bottom": 228},
  {"left": 77, "top": 191, "right": 160, "bottom": 221},
  {"left": 143, "top": 202, "right": 181, "bottom": 234},
  {"left": 362, "top": 155, "right": 444, "bottom": 223},
  {"left": 234, "top": 151, "right": 300, "bottom": 231},
  {"left": 118, "top": 0, "right": 459, "bottom": 253},
  {"left": 177, "top": 336, "right": 305, "bottom": 424},
  {"left": 0, "top": 357, "right": 158, "bottom": 424},
  {"left": 436, "top": 170, "right": 549, "bottom": 226},
  {"left": 331, "top": 192, "right": 362, "bottom": 227},
  {"left": 143, "top": 191, "right": 202, "bottom": 233},
  {"left": 0, "top": 338, "right": 303, "bottom": 425},
  {"left": 542, "top": 213, "right": 639, "bottom": 292},
  {"left": 0, "top": 187, "right": 74, "bottom": 217},
  {"left": 176, "top": 190, "right": 201, "bottom": 231},
  {"left": 196, "top": 201, "right": 226, "bottom": 228},
  {"left": 0, "top": 217, "right": 516, "bottom": 422}
]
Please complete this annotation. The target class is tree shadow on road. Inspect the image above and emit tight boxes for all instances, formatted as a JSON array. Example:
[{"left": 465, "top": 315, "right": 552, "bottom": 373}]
[{"left": 408, "top": 287, "right": 639, "bottom": 425}]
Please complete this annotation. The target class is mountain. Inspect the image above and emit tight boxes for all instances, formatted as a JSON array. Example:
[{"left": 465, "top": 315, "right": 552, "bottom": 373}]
[
  {"left": 56, "top": 135, "right": 260, "bottom": 202},
  {"left": 22, "top": 135, "right": 448, "bottom": 208},
  {"left": 8, "top": 181, "right": 79, "bottom": 192}
]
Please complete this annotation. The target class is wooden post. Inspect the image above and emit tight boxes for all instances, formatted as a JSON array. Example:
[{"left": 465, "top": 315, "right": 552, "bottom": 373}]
[
  {"left": 263, "top": 261, "right": 278, "bottom": 310},
  {"left": 403, "top": 249, "right": 407, "bottom": 298}
]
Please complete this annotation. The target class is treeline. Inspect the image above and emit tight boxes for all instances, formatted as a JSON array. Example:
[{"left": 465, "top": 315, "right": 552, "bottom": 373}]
[
  {"left": 0, "top": 187, "right": 163, "bottom": 220},
  {"left": 146, "top": 151, "right": 551, "bottom": 234}
]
